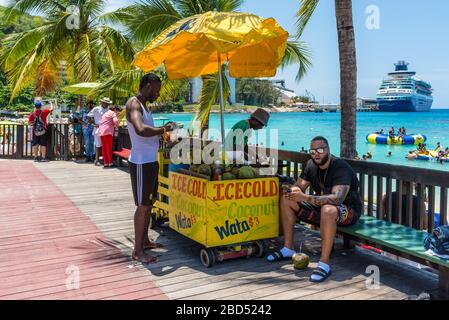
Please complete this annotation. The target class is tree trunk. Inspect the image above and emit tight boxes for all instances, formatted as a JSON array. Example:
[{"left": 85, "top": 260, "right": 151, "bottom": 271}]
[{"left": 335, "top": 0, "right": 357, "bottom": 158}]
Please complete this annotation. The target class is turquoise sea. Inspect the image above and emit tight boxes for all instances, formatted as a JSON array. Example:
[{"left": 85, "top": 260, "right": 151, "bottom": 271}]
[{"left": 155, "top": 109, "right": 449, "bottom": 172}]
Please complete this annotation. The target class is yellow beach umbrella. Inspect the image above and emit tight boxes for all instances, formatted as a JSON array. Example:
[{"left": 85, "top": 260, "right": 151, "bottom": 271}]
[{"left": 133, "top": 11, "right": 288, "bottom": 144}]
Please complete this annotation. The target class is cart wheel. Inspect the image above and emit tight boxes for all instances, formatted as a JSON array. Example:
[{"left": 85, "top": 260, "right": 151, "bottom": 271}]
[
  {"left": 200, "top": 248, "right": 216, "bottom": 268},
  {"left": 254, "top": 240, "right": 266, "bottom": 258}
]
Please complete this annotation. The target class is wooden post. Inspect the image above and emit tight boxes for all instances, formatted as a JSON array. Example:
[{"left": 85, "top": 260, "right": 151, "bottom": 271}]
[
  {"left": 439, "top": 267, "right": 449, "bottom": 298},
  {"left": 47, "top": 124, "right": 54, "bottom": 160},
  {"left": 343, "top": 236, "right": 355, "bottom": 249},
  {"left": 64, "top": 124, "right": 69, "bottom": 161},
  {"left": 15, "top": 125, "right": 24, "bottom": 159}
]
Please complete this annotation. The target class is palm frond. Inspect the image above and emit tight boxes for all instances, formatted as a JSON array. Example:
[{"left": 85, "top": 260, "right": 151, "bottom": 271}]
[
  {"left": 90, "top": 68, "right": 145, "bottom": 102},
  {"left": 159, "top": 78, "right": 189, "bottom": 103},
  {"left": 34, "top": 59, "right": 59, "bottom": 96},
  {"left": 123, "top": 0, "right": 182, "bottom": 44},
  {"left": 74, "top": 33, "right": 98, "bottom": 82},
  {"left": 295, "top": 0, "right": 319, "bottom": 38},
  {"left": 4, "top": 0, "right": 69, "bottom": 22},
  {"left": 93, "top": 26, "right": 136, "bottom": 72},
  {"left": 0, "top": 25, "right": 49, "bottom": 69},
  {"left": 9, "top": 49, "right": 41, "bottom": 100},
  {"left": 281, "top": 39, "right": 313, "bottom": 82},
  {"left": 214, "top": 0, "right": 244, "bottom": 12}
]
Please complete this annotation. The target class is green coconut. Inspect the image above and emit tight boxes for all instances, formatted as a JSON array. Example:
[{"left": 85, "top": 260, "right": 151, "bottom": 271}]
[
  {"left": 223, "top": 172, "right": 236, "bottom": 180},
  {"left": 198, "top": 164, "right": 212, "bottom": 177},
  {"left": 252, "top": 167, "right": 261, "bottom": 178},
  {"left": 231, "top": 166, "right": 240, "bottom": 176},
  {"left": 292, "top": 253, "right": 309, "bottom": 270},
  {"left": 238, "top": 166, "right": 255, "bottom": 179}
]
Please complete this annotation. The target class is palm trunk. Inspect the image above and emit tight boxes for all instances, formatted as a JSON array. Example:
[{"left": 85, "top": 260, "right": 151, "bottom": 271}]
[{"left": 335, "top": 0, "right": 357, "bottom": 158}]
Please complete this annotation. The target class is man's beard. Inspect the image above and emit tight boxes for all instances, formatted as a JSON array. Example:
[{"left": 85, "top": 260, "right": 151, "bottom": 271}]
[{"left": 312, "top": 153, "right": 329, "bottom": 166}]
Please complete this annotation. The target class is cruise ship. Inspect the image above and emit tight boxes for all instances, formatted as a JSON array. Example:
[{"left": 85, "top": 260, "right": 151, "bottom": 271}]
[{"left": 376, "top": 61, "right": 433, "bottom": 112}]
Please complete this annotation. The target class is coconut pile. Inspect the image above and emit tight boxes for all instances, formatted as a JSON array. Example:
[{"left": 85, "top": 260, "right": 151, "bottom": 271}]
[{"left": 189, "top": 164, "right": 260, "bottom": 181}]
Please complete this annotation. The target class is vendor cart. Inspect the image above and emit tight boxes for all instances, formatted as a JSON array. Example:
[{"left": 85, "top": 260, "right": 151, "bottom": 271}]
[{"left": 152, "top": 146, "right": 280, "bottom": 267}]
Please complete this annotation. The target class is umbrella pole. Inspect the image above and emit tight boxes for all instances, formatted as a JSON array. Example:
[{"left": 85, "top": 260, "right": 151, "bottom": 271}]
[{"left": 217, "top": 53, "right": 226, "bottom": 154}]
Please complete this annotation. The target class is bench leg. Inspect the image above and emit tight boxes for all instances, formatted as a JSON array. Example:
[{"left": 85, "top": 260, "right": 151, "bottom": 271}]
[
  {"left": 439, "top": 267, "right": 449, "bottom": 298},
  {"left": 343, "top": 235, "right": 355, "bottom": 249}
]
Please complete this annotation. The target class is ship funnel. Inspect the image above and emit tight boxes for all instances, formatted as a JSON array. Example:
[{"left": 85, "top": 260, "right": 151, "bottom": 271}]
[{"left": 394, "top": 60, "right": 409, "bottom": 71}]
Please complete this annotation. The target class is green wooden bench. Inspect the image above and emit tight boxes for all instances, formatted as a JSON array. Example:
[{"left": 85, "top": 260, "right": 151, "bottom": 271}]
[{"left": 338, "top": 215, "right": 449, "bottom": 296}]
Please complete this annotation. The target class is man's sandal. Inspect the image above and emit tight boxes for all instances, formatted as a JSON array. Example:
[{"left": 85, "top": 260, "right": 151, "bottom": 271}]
[
  {"left": 309, "top": 266, "right": 332, "bottom": 283},
  {"left": 266, "top": 250, "right": 292, "bottom": 262}
]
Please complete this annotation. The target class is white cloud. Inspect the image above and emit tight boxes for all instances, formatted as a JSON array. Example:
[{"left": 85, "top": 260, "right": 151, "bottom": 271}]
[{"left": 0, "top": 0, "right": 9, "bottom": 6}]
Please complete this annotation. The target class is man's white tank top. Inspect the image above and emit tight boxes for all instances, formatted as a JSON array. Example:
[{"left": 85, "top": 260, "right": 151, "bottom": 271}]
[{"left": 127, "top": 97, "right": 159, "bottom": 164}]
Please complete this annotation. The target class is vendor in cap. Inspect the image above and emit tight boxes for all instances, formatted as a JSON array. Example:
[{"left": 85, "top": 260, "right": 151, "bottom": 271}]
[
  {"left": 224, "top": 108, "right": 270, "bottom": 163},
  {"left": 88, "top": 97, "right": 112, "bottom": 166}
]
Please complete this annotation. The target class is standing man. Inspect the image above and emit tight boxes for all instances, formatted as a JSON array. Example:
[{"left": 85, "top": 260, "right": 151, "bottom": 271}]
[
  {"left": 126, "top": 73, "right": 174, "bottom": 263},
  {"left": 88, "top": 97, "right": 111, "bottom": 166},
  {"left": 81, "top": 100, "right": 95, "bottom": 162},
  {"left": 267, "top": 136, "right": 362, "bottom": 283},
  {"left": 28, "top": 101, "right": 53, "bottom": 162}
]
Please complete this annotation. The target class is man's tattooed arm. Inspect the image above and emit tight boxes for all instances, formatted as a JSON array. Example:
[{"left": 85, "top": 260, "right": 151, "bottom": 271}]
[{"left": 304, "top": 185, "right": 350, "bottom": 206}]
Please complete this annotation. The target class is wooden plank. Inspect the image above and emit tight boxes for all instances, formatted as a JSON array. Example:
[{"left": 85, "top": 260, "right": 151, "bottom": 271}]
[
  {"left": 368, "top": 175, "right": 374, "bottom": 216},
  {"left": 376, "top": 176, "right": 383, "bottom": 219},
  {"left": 440, "top": 187, "right": 448, "bottom": 226},
  {"left": 386, "top": 178, "right": 392, "bottom": 222},
  {"left": 346, "top": 158, "right": 449, "bottom": 188},
  {"left": 154, "top": 200, "right": 169, "bottom": 212},
  {"left": 159, "top": 176, "right": 170, "bottom": 185},
  {"left": 359, "top": 173, "right": 365, "bottom": 211},
  {"left": 428, "top": 186, "right": 435, "bottom": 233},
  {"left": 158, "top": 186, "right": 170, "bottom": 197},
  {"left": 293, "top": 162, "right": 299, "bottom": 181},
  {"left": 406, "top": 181, "right": 413, "bottom": 228},
  {"left": 416, "top": 184, "right": 425, "bottom": 230},
  {"left": 396, "top": 180, "right": 403, "bottom": 225}
]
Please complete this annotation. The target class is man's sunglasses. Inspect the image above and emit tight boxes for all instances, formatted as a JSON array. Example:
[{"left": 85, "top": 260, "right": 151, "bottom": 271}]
[{"left": 309, "top": 147, "right": 328, "bottom": 155}]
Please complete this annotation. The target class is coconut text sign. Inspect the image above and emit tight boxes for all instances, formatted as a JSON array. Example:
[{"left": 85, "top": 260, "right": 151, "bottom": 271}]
[
  {"left": 169, "top": 172, "right": 208, "bottom": 244},
  {"left": 168, "top": 172, "right": 279, "bottom": 247}
]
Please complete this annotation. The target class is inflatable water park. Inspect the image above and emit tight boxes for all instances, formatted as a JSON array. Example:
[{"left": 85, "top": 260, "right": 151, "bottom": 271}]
[{"left": 366, "top": 133, "right": 426, "bottom": 145}]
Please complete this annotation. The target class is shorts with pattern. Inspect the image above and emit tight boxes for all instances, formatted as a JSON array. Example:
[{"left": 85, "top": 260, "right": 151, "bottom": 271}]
[{"left": 296, "top": 201, "right": 360, "bottom": 226}]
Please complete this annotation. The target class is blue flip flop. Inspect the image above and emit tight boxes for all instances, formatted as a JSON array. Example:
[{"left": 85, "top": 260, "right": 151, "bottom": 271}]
[
  {"left": 266, "top": 250, "right": 291, "bottom": 262},
  {"left": 310, "top": 266, "right": 332, "bottom": 283}
]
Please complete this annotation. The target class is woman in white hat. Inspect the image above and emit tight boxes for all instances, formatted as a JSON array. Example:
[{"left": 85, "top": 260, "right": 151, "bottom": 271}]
[{"left": 87, "top": 97, "right": 112, "bottom": 165}]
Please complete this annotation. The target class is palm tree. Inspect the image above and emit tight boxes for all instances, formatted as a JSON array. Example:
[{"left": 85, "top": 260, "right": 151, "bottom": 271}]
[
  {"left": 101, "top": 0, "right": 312, "bottom": 131},
  {"left": 296, "top": 0, "right": 357, "bottom": 158},
  {"left": 0, "top": 0, "right": 135, "bottom": 100}
]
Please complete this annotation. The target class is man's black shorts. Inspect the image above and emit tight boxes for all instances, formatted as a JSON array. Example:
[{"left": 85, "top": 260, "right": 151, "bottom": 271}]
[
  {"left": 296, "top": 201, "right": 361, "bottom": 226},
  {"left": 31, "top": 132, "right": 48, "bottom": 147},
  {"left": 129, "top": 161, "right": 159, "bottom": 206}
]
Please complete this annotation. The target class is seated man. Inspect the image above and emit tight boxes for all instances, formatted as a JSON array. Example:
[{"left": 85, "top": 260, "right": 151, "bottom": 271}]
[{"left": 267, "top": 136, "right": 363, "bottom": 283}]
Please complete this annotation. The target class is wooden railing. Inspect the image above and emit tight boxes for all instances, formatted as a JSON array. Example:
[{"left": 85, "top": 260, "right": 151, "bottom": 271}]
[
  {"left": 0, "top": 123, "right": 85, "bottom": 160},
  {"left": 117, "top": 129, "right": 448, "bottom": 233},
  {"left": 273, "top": 149, "right": 449, "bottom": 233}
]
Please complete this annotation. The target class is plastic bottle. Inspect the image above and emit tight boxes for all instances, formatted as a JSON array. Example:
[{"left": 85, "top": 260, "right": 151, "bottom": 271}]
[{"left": 213, "top": 160, "right": 223, "bottom": 181}]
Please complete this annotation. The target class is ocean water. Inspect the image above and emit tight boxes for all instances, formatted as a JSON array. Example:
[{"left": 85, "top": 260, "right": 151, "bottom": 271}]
[{"left": 155, "top": 109, "right": 449, "bottom": 172}]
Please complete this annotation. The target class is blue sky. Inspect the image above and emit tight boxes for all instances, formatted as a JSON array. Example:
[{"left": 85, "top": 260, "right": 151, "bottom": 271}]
[
  {"left": 106, "top": 0, "right": 449, "bottom": 107},
  {"left": 2, "top": 0, "right": 448, "bottom": 106}
]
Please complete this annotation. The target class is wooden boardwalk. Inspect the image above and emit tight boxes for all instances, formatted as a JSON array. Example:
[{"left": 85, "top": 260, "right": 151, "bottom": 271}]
[{"left": 0, "top": 159, "right": 439, "bottom": 300}]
